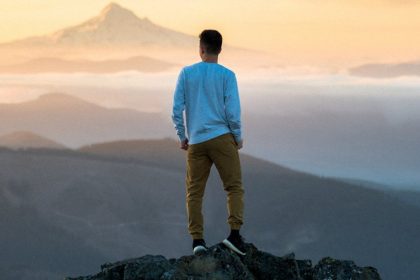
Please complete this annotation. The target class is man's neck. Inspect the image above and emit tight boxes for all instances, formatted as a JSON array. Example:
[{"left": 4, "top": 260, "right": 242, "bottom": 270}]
[{"left": 202, "top": 55, "right": 218, "bottom": 63}]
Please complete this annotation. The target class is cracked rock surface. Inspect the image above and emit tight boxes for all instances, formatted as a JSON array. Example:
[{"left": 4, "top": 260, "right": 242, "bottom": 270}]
[{"left": 65, "top": 243, "right": 381, "bottom": 280}]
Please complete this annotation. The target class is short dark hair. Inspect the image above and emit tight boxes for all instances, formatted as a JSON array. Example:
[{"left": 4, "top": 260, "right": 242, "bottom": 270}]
[{"left": 199, "top": 29, "right": 222, "bottom": 55}]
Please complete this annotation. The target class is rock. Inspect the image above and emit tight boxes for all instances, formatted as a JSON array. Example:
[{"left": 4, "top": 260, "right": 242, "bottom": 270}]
[
  {"left": 64, "top": 243, "right": 381, "bottom": 280},
  {"left": 313, "top": 257, "right": 381, "bottom": 280}
]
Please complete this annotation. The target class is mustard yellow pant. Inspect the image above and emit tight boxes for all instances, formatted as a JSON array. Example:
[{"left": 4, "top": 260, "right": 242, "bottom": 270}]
[{"left": 185, "top": 132, "right": 244, "bottom": 239}]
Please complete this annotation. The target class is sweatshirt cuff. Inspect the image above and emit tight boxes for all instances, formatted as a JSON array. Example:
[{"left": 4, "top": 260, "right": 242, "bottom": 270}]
[
  {"left": 178, "top": 135, "right": 187, "bottom": 142},
  {"left": 233, "top": 134, "right": 242, "bottom": 144}
]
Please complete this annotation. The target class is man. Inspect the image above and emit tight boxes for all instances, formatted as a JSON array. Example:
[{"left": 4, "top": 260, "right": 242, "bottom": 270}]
[{"left": 171, "top": 29, "right": 246, "bottom": 256}]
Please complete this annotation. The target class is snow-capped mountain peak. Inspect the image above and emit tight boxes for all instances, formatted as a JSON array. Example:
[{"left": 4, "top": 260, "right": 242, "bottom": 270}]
[
  {"left": 97, "top": 2, "right": 145, "bottom": 26},
  {"left": 45, "top": 2, "right": 195, "bottom": 46}
]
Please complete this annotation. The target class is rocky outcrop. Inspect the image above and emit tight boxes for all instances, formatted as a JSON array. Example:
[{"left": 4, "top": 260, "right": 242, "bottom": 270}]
[{"left": 65, "top": 243, "right": 381, "bottom": 280}]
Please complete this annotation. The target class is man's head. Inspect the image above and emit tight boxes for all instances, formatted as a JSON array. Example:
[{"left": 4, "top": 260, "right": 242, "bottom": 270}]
[{"left": 199, "top": 29, "right": 222, "bottom": 60}]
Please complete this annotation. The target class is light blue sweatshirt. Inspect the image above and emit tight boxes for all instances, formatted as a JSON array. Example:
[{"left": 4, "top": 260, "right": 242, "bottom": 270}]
[{"left": 171, "top": 61, "right": 242, "bottom": 145}]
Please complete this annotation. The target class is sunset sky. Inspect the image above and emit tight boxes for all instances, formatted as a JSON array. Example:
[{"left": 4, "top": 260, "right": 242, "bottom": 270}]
[{"left": 1, "top": 0, "right": 419, "bottom": 66}]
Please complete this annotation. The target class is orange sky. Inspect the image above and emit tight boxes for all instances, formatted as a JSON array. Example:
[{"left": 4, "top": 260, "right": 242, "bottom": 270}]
[{"left": 1, "top": 0, "right": 419, "bottom": 67}]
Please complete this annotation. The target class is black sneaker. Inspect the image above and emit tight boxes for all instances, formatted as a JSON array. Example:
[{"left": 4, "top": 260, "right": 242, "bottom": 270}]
[
  {"left": 192, "top": 239, "right": 208, "bottom": 255},
  {"left": 223, "top": 234, "right": 246, "bottom": 255}
]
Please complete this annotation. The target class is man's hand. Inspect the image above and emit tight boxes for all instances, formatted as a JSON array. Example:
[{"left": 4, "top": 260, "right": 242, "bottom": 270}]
[
  {"left": 180, "top": 138, "right": 189, "bottom": 150},
  {"left": 235, "top": 139, "right": 243, "bottom": 150}
]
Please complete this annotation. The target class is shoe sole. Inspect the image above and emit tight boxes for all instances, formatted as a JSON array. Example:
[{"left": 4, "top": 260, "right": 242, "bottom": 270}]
[
  {"left": 222, "top": 239, "right": 246, "bottom": 255},
  {"left": 193, "top": 245, "right": 208, "bottom": 255}
]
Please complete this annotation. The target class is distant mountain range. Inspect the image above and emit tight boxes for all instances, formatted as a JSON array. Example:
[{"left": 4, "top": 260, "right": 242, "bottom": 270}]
[
  {"left": 0, "top": 138, "right": 419, "bottom": 279},
  {"left": 2, "top": 91, "right": 420, "bottom": 187},
  {"left": 0, "top": 2, "right": 272, "bottom": 71},
  {"left": 0, "top": 93, "right": 172, "bottom": 148},
  {"left": 0, "top": 2, "right": 197, "bottom": 49},
  {"left": 348, "top": 60, "right": 420, "bottom": 78}
]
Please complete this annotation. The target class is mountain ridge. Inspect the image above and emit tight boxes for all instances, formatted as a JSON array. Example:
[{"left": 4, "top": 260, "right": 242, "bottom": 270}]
[
  {"left": 0, "top": 2, "right": 195, "bottom": 48},
  {"left": 0, "top": 93, "right": 170, "bottom": 148},
  {"left": 0, "top": 55, "right": 178, "bottom": 74},
  {"left": 0, "top": 138, "right": 418, "bottom": 279},
  {"left": 0, "top": 130, "right": 68, "bottom": 150},
  {"left": 347, "top": 60, "right": 420, "bottom": 78},
  {"left": 0, "top": 2, "right": 275, "bottom": 69}
]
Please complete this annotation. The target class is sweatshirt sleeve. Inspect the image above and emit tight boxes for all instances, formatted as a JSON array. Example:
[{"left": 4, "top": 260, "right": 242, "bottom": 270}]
[
  {"left": 171, "top": 68, "right": 187, "bottom": 142},
  {"left": 224, "top": 72, "right": 242, "bottom": 143}
]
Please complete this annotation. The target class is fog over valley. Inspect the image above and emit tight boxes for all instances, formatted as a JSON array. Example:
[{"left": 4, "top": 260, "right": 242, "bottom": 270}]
[{"left": 1, "top": 69, "right": 419, "bottom": 189}]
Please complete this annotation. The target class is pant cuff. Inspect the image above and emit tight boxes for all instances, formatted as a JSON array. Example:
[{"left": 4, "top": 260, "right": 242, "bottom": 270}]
[
  {"left": 191, "top": 233, "right": 204, "bottom": 240},
  {"left": 229, "top": 224, "right": 242, "bottom": 230}
]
